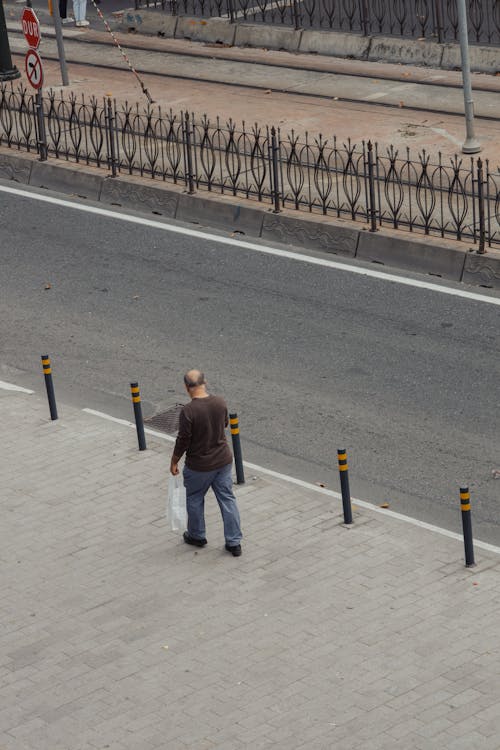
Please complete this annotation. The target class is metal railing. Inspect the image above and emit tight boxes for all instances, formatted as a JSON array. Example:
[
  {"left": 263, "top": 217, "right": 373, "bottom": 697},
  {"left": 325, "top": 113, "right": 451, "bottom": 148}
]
[
  {"left": 1, "top": 84, "right": 499, "bottom": 249},
  {"left": 134, "top": 0, "right": 500, "bottom": 45}
]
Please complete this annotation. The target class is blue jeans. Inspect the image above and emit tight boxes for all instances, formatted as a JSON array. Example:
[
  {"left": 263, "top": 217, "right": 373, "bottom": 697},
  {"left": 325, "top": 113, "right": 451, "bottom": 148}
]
[{"left": 183, "top": 463, "right": 242, "bottom": 546}]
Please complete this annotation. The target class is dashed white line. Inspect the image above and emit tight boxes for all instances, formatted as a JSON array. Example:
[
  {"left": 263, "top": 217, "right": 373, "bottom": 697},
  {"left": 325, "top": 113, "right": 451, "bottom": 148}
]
[{"left": 0, "top": 379, "right": 35, "bottom": 393}]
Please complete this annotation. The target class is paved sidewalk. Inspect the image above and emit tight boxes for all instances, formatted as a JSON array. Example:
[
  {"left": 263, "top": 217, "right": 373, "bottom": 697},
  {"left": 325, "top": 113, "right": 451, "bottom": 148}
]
[{"left": 2, "top": 385, "right": 500, "bottom": 750}]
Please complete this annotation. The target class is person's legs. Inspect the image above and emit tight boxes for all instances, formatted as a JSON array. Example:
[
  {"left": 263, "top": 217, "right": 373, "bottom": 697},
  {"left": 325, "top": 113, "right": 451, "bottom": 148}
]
[
  {"left": 72, "top": 0, "right": 82, "bottom": 22},
  {"left": 183, "top": 466, "right": 214, "bottom": 541},
  {"left": 79, "top": 0, "right": 88, "bottom": 23},
  {"left": 211, "top": 464, "right": 242, "bottom": 547},
  {"left": 73, "top": 0, "right": 89, "bottom": 24}
]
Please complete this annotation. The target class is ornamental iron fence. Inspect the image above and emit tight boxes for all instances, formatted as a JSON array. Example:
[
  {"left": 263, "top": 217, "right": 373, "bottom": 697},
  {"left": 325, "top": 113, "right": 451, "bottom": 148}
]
[
  {"left": 1, "top": 84, "right": 498, "bottom": 249},
  {"left": 134, "top": 0, "right": 500, "bottom": 45}
]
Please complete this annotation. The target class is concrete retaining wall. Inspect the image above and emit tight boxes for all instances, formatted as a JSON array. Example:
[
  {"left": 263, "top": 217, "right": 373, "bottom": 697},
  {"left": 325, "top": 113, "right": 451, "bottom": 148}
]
[
  {"left": 1, "top": 148, "right": 498, "bottom": 290},
  {"left": 299, "top": 29, "right": 370, "bottom": 59},
  {"left": 120, "top": 12, "right": 500, "bottom": 73},
  {"left": 176, "top": 16, "right": 236, "bottom": 45}
]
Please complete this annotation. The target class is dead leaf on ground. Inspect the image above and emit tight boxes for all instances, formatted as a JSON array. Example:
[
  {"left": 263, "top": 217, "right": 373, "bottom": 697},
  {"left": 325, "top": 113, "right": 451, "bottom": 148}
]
[
  {"left": 380, "top": 502, "right": 390, "bottom": 508},
  {"left": 315, "top": 481, "right": 326, "bottom": 488},
  {"left": 399, "top": 101, "right": 405, "bottom": 108},
  {"left": 44, "top": 282, "right": 51, "bottom": 290}
]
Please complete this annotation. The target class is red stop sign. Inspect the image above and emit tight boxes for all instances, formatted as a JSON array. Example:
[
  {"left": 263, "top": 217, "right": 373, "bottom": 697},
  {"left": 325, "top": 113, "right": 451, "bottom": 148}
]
[{"left": 22, "top": 7, "right": 41, "bottom": 50}]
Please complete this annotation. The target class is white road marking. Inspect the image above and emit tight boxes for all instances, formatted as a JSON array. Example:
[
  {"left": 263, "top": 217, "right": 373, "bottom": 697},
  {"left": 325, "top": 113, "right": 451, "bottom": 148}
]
[
  {"left": 84, "top": 405, "right": 500, "bottom": 556},
  {"left": 1, "top": 183, "right": 499, "bottom": 306},
  {"left": 0, "top": 379, "right": 34, "bottom": 393},
  {"left": 83, "top": 408, "right": 175, "bottom": 442}
]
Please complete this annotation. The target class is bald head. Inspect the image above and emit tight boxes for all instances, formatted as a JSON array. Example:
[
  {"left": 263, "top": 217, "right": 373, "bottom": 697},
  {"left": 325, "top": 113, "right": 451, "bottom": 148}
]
[{"left": 184, "top": 369, "right": 206, "bottom": 389}]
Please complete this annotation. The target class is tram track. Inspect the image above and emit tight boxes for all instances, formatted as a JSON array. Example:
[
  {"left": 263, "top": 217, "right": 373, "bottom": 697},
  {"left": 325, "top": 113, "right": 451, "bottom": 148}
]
[{"left": 6, "top": 24, "right": 500, "bottom": 125}]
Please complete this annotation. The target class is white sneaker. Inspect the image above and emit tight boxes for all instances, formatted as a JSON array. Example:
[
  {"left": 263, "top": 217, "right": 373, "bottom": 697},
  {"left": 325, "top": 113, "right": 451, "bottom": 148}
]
[{"left": 76, "top": 19, "right": 90, "bottom": 26}]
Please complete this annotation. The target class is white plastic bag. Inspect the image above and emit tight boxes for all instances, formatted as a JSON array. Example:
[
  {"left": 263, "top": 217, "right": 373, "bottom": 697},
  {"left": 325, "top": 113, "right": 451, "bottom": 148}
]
[{"left": 167, "top": 475, "right": 187, "bottom": 531}]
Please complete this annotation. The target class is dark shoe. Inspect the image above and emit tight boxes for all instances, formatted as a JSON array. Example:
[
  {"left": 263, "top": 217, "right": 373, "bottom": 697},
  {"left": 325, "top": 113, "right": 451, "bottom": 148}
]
[
  {"left": 183, "top": 531, "right": 207, "bottom": 548},
  {"left": 225, "top": 543, "right": 242, "bottom": 557}
]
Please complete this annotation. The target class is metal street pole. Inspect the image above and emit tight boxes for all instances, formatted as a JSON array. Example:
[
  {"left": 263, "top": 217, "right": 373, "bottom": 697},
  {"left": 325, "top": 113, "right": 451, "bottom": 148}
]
[
  {"left": 457, "top": 0, "right": 481, "bottom": 154},
  {"left": 51, "top": 0, "right": 70, "bottom": 86},
  {"left": 0, "top": 0, "right": 21, "bottom": 81}
]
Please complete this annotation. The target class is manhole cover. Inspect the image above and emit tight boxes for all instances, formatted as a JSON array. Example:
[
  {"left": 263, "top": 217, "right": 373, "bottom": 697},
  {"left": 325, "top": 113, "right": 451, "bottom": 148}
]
[{"left": 144, "top": 403, "right": 184, "bottom": 435}]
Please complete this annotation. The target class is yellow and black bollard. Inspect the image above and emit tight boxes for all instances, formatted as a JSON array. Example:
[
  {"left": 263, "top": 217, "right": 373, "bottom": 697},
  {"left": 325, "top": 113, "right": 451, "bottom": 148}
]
[
  {"left": 460, "top": 487, "right": 475, "bottom": 567},
  {"left": 41, "top": 355, "right": 58, "bottom": 421},
  {"left": 130, "top": 382, "right": 146, "bottom": 451},
  {"left": 337, "top": 448, "right": 353, "bottom": 524},
  {"left": 229, "top": 413, "right": 245, "bottom": 484}
]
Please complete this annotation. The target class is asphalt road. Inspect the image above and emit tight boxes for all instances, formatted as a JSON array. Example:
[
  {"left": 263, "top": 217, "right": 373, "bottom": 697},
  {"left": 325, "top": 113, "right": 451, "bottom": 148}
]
[{"left": 1, "top": 184, "right": 499, "bottom": 543}]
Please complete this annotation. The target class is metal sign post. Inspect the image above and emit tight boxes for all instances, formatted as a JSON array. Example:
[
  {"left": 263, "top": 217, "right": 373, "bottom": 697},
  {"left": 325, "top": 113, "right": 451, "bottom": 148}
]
[
  {"left": 22, "top": 8, "right": 48, "bottom": 161},
  {"left": 50, "top": 0, "right": 70, "bottom": 86},
  {"left": 457, "top": 0, "right": 481, "bottom": 154}
]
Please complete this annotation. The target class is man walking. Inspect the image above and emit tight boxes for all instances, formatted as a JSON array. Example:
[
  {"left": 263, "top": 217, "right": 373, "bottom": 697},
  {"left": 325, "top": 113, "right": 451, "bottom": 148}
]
[{"left": 170, "top": 370, "right": 243, "bottom": 557}]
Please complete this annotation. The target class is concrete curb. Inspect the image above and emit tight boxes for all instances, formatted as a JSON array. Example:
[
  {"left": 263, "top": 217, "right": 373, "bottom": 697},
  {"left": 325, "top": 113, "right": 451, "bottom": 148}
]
[
  {"left": 261, "top": 213, "right": 359, "bottom": 256},
  {"left": 234, "top": 24, "right": 302, "bottom": 52},
  {"left": 124, "top": 9, "right": 178, "bottom": 37},
  {"left": 30, "top": 160, "right": 105, "bottom": 201},
  {"left": 442, "top": 43, "right": 500, "bottom": 74},
  {"left": 119, "top": 12, "right": 500, "bottom": 73},
  {"left": 367, "top": 36, "right": 444, "bottom": 68},
  {"left": 176, "top": 16, "right": 236, "bottom": 45},
  {"left": 176, "top": 192, "right": 265, "bottom": 235},
  {"left": 299, "top": 29, "right": 370, "bottom": 59},
  {"left": 462, "top": 252, "right": 500, "bottom": 289},
  {"left": 0, "top": 151, "right": 33, "bottom": 184},
  {"left": 357, "top": 231, "right": 467, "bottom": 281},
  {"left": 100, "top": 176, "right": 179, "bottom": 217},
  {"left": 1, "top": 148, "right": 499, "bottom": 289}
]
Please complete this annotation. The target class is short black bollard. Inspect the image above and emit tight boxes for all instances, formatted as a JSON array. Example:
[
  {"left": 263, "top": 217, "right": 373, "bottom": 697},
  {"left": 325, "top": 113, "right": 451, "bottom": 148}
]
[
  {"left": 229, "top": 413, "right": 245, "bottom": 484},
  {"left": 460, "top": 486, "right": 475, "bottom": 567},
  {"left": 337, "top": 448, "right": 353, "bottom": 524},
  {"left": 130, "top": 382, "right": 147, "bottom": 451},
  {"left": 41, "top": 355, "right": 58, "bottom": 421}
]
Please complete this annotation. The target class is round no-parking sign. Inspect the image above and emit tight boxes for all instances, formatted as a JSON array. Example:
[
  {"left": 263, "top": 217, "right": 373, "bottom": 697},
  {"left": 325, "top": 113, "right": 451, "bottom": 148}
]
[{"left": 25, "top": 49, "right": 44, "bottom": 90}]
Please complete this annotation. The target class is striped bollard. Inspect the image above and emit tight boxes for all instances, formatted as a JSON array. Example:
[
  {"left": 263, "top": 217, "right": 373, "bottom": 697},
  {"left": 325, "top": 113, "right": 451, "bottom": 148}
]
[
  {"left": 229, "top": 412, "right": 245, "bottom": 484},
  {"left": 41, "top": 355, "right": 58, "bottom": 421},
  {"left": 130, "top": 382, "right": 147, "bottom": 451},
  {"left": 337, "top": 448, "right": 353, "bottom": 525},
  {"left": 460, "top": 487, "right": 475, "bottom": 567}
]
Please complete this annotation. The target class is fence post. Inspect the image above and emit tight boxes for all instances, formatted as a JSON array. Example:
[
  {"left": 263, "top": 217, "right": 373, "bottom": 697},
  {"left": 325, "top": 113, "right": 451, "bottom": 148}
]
[
  {"left": 367, "top": 140, "right": 377, "bottom": 232},
  {"left": 337, "top": 449, "right": 353, "bottom": 525},
  {"left": 34, "top": 89, "right": 48, "bottom": 162},
  {"left": 360, "top": 0, "right": 369, "bottom": 36},
  {"left": 270, "top": 126, "right": 281, "bottom": 214},
  {"left": 476, "top": 157, "right": 486, "bottom": 254},
  {"left": 184, "top": 112, "right": 195, "bottom": 195},
  {"left": 130, "top": 382, "right": 147, "bottom": 451},
  {"left": 41, "top": 355, "right": 58, "bottom": 420},
  {"left": 434, "top": 0, "right": 443, "bottom": 43},
  {"left": 229, "top": 413, "right": 245, "bottom": 484},
  {"left": 105, "top": 96, "right": 117, "bottom": 178},
  {"left": 460, "top": 487, "right": 475, "bottom": 567}
]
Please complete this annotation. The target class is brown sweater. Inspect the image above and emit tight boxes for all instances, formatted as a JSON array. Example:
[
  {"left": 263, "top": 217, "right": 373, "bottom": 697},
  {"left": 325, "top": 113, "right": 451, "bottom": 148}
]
[{"left": 173, "top": 395, "right": 233, "bottom": 471}]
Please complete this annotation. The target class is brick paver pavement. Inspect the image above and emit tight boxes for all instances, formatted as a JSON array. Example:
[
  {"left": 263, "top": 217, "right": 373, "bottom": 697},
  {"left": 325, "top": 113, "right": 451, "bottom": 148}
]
[{"left": 2, "top": 385, "right": 500, "bottom": 749}]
